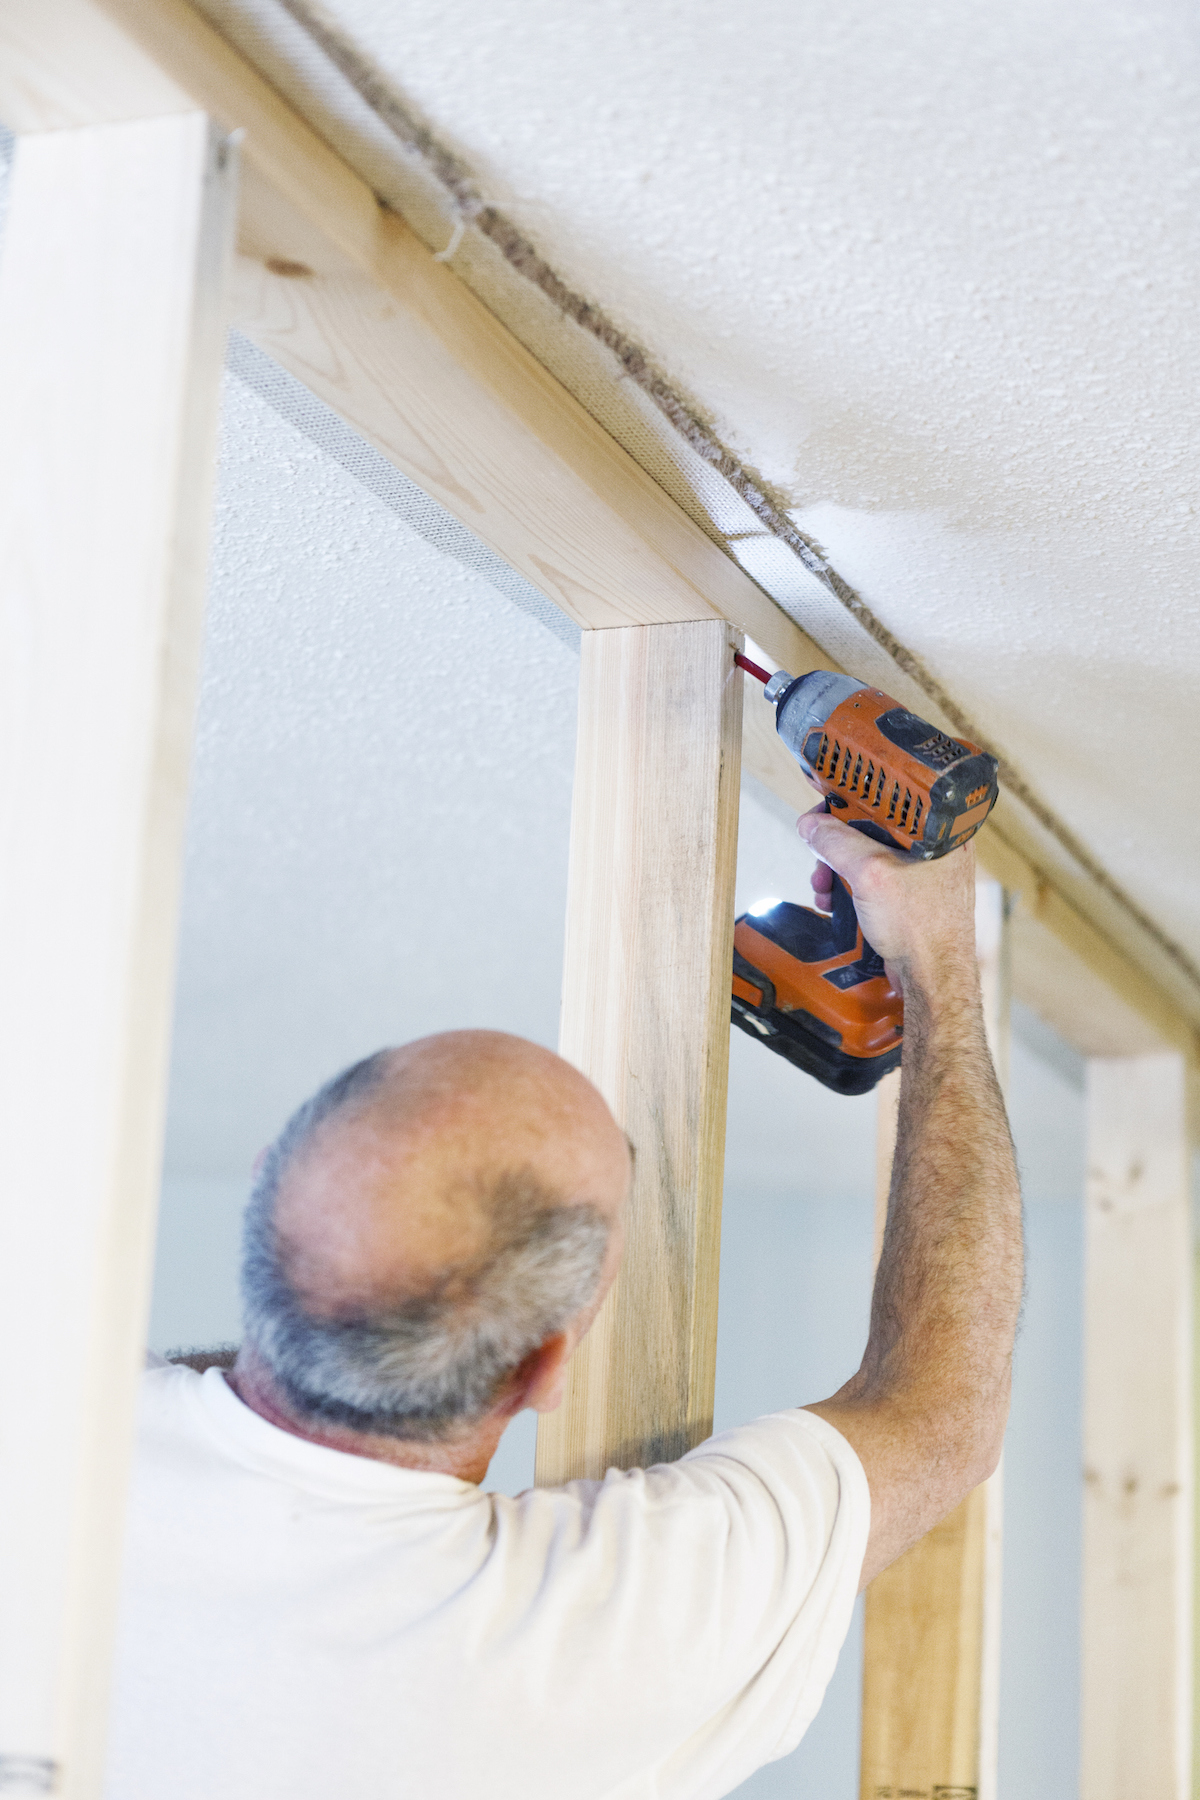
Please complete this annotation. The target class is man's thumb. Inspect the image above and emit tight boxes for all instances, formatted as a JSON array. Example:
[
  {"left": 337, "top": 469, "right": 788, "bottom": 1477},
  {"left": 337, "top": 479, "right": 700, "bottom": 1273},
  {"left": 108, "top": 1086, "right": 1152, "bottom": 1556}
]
[{"left": 797, "top": 812, "right": 889, "bottom": 881}]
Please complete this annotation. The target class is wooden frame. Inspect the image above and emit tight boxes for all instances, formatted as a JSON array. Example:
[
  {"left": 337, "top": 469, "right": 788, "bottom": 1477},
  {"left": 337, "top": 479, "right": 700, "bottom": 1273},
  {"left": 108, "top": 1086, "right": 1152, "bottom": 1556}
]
[
  {"left": 1, "top": 0, "right": 1197, "bottom": 1072},
  {"left": 0, "top": 110, "right": 236, "bottom": 1794},
  {"left": 2, "top": 2, "right": 1198, "bottom": 1794}
]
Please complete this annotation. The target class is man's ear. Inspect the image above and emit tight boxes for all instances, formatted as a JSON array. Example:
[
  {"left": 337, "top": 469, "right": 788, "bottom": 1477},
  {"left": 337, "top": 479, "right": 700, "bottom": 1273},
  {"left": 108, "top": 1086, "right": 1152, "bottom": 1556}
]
[{"left": 500, "top": 1334, "right": 572, "bottom": 1418}]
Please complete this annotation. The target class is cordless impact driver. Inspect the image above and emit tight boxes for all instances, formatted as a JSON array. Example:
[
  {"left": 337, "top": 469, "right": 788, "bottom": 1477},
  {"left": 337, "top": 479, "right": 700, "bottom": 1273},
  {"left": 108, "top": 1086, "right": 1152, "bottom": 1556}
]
[{"left": 731, "top": 659, "right": 1000, "bottom": 1095}]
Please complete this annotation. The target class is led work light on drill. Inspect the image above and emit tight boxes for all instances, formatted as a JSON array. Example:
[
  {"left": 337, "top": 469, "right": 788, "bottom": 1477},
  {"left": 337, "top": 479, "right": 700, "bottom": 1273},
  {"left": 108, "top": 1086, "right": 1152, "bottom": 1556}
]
[{"left": 731, "top": 654, "right": 1000, "bottom": 1096}]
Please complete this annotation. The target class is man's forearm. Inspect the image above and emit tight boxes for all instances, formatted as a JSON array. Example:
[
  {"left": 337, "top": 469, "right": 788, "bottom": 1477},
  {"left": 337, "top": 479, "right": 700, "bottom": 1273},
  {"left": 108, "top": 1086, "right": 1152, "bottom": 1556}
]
[
  {"left": 862, "top": 966, "right": 1023, "bottom": 1482},
  {"left": 808, "top": 963, "right": 1022, "bottom": 1573},
  {"left": 797, "top": 822, "right": 1025, "bottom": 1576}
]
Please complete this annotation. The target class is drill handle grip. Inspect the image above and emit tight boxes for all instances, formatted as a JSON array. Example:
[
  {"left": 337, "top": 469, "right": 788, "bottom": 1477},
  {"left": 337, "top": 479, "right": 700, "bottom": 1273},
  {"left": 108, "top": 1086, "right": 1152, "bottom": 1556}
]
[
  {"left": 820, "top": 798, "right": 888, "bottom": 978},
  {"left": 828, "top": 870, "right": 887, "bottom": 981}
]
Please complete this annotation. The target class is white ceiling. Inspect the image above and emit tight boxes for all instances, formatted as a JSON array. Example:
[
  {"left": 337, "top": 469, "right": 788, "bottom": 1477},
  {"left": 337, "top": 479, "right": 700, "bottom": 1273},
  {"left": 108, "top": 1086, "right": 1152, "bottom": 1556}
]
[{"left": 285, "top": 0, "right": 1200, "bottom": 986}]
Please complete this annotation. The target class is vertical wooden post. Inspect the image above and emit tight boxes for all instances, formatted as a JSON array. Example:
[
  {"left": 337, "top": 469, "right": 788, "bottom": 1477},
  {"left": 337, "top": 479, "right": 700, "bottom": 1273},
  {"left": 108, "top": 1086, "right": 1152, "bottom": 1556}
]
[
  {"left": 1082, "top": 1053, "right": 1191, "bottom": 1799},
  {"left": 536, "top": 619, "right": 742, "bottom": 1480},
  {"left": 1194, "top": 1224, "right": 1200, "bottom": 1800},
  {"left": 0, "top": 115, "right": 236, "bottom": 1796},
  {"left": 859, "top": 877, "right": 1009, "bottom": 1800},
  {"left": 974, "top": 882, "right": 1008, "bottom": 1800}
]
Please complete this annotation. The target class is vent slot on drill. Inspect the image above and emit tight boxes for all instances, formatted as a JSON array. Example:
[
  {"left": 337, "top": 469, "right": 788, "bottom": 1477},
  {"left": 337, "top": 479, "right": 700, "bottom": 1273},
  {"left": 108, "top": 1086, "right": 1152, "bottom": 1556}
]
[{"left": 807, "top": 732, "right": 917, "bottom": 831}]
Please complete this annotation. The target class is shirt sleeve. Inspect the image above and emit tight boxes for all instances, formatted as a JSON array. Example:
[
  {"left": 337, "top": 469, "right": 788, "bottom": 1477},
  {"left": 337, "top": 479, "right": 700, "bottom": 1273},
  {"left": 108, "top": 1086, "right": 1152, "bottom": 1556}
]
[
  {"left": 653, "top": 1408, "right": 869, "bottom": 1795},
  {"left": 494, "top": 1407, "right": 869, "bottom": 1800}
]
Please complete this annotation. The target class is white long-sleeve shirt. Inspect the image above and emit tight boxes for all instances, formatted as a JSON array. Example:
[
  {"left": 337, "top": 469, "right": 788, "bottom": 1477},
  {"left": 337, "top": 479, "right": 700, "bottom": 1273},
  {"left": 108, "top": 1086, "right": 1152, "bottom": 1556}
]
[{"left": 106, "top": 1365, "right": 868, "bottom": 1800}]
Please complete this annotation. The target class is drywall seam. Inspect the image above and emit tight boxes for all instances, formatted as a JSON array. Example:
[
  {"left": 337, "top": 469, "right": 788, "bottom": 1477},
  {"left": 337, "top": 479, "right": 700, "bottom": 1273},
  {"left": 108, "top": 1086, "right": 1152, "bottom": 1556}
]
[{"left": 192, "top": 0, "right": 1200, "bottom": 1006}]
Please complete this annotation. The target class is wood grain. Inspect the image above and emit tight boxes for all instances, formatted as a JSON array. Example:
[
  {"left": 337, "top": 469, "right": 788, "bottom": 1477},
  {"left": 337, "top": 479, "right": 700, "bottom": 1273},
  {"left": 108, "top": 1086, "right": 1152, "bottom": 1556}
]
[
  {"left": 1082, "top": 1054, "right": 1192, "bottom": 1800},
  {"left": 536, "top": 621, "right": 743, "bottom": 1480},
  {"left": 0, "top": 0, "right": 824, "bottom": 666},
  {"left": 859, "top": 878, "right": 1009, "bottom": 1800},
  {"left": 0, "top": 114, "right": 236, "bottom": 1797}
]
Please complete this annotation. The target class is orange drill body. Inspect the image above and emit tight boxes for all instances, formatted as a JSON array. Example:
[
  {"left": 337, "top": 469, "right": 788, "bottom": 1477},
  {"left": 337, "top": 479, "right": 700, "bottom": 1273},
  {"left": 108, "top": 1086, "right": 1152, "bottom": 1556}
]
[
  {"left": 770, "top": 670, "right": 1000, "bottom": 859},
  {"left": 731, "top": 666, "right": 1000, "bottom": 1094}
]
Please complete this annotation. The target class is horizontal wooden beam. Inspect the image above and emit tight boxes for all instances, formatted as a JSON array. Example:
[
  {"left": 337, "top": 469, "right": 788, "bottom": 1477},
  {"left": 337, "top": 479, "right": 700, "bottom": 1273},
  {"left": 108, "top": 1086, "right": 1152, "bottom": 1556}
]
[
  {"left": 0, "top": 0, "right": 822, "bottom": 668},
  {"left": 5, "top": 0, "right": 1196, "bottom": 1067}
]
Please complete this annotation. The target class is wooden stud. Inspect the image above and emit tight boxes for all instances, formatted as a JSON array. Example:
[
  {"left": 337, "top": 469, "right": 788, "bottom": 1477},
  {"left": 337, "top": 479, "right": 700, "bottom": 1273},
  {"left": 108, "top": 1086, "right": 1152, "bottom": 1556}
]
[
  {"left": 0, "top": 114, "right": 236, "bottom": 1795},
  {"left": 1081, "top": 1053, "right": 1192, "bottom": 1800},
  {"left": 1194, "top": 1238, "right": 1200, "bottom": 1800},
  {"left": 536, "top": 621, "right": 743, "bottom": 1480},
  {"left": 1193, "top": 1236, "right": 1200, "bottom": 1800},
  {"left": 859, "top": 879, "right": 1009, "bottom": 1800},
  {"left": 1, "top": 0, "right": 1197, "bottom": 1062}
]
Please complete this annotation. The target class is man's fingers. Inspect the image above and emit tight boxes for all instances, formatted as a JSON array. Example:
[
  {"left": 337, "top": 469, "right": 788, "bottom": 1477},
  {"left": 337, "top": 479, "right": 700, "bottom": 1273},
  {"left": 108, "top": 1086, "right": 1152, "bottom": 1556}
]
[
  {"left": 796, "top": 811, "right": 903, "bottom": 883},
  {"left": 810, "top": 859, "right": 834, "bottom": 913},
  {"left": 795, "top": 811, "right": 980, "bottom": 984}
]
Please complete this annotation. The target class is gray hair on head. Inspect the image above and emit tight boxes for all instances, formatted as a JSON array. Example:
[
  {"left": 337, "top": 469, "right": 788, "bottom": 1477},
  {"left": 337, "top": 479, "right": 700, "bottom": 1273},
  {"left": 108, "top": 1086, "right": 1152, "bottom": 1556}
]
[{"left": 240, "top": 1051, "right": 611, "bottom": 1442}]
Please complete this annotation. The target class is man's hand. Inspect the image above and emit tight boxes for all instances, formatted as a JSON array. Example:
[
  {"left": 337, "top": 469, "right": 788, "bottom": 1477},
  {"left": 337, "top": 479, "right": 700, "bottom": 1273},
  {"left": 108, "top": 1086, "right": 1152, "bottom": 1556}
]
[
  {"left": 798, "top": 816, "right": 1023, "bottom": 1591},
  {"left": 798, "top": 811, "right": 978, "bottom": 1001}
]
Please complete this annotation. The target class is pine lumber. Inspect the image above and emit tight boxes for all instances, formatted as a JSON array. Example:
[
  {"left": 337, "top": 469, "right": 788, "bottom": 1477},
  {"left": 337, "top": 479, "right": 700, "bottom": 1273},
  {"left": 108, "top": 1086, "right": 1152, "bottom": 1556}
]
[
  {"left": 1081, "top": 1054, "right": 1192, "bottom": 1799},
  {"left": 536, "top": 620, "right": 743, "bottom": 1479},
  {"left": 858, "top": 880, "right": 1008, "bottom": 1800},
  {"left": 0, "top": 113, "right": 236, "bottom": 1796}
]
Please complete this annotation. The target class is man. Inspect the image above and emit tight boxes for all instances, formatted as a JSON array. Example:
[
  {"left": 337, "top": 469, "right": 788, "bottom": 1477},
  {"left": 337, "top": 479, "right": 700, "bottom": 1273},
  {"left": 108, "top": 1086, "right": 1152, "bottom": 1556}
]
[{"left": 108, "top": 813, "right": 1023, "bottom": 1798}]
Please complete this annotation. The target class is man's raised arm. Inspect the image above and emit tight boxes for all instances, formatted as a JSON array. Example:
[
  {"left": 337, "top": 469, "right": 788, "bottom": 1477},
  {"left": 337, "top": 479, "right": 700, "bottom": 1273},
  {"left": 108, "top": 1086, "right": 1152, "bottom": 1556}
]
[{"left": 800, "top": 814, "right": 1024, "bottom": 1589}]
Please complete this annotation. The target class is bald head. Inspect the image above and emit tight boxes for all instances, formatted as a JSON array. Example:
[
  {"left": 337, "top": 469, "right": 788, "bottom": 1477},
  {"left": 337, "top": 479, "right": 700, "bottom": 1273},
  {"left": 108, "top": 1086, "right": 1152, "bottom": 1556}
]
[
  {"left": 240, "top": 1033, "right": 631, "bottom": 1441},
  {"left": 275, "top": 1032, "right": 629, "bottom": 1312}
]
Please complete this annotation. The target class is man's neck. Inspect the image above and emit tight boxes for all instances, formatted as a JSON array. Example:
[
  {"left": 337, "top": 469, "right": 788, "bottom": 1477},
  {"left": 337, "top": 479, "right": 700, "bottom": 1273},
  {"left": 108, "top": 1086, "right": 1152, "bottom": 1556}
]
[{"left": 224, "top": 1351, "right": 506, "bottom": 1484}]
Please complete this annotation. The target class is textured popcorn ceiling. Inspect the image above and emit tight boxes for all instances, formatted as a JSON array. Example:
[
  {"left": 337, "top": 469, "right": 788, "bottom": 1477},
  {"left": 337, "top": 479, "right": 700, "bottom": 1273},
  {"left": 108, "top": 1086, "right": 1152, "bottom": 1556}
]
[{"left": 302, "top": 0, "right": 1200, "bottom": 977}]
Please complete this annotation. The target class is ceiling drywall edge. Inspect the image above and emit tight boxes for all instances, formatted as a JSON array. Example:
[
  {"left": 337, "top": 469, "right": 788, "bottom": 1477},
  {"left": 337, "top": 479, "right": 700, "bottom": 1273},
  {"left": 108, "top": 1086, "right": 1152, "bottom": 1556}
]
[{"left": 181, "top": 0, "right": 1200, "bottom": 1028}]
